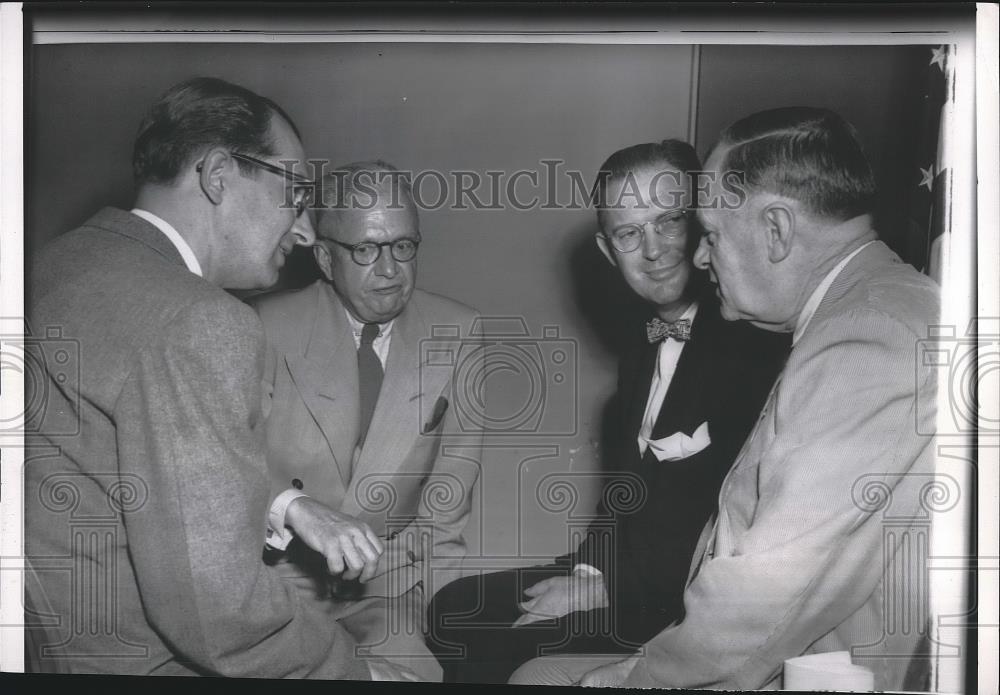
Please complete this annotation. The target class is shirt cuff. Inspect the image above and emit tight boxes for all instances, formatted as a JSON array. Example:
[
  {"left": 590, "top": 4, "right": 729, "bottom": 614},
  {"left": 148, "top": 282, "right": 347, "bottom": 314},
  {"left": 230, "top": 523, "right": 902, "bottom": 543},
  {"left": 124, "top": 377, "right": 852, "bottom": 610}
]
[
  {"left": 572, "top": 563, "right": 603, "bottom": 577},
  {"left": 265, "top": 489, "right": 309, "bottom": 551}
]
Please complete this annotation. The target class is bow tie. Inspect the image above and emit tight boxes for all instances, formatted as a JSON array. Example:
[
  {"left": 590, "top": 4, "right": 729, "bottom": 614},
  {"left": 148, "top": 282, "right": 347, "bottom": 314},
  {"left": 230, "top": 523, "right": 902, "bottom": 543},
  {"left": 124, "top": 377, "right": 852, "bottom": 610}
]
[{"left": 646, "top": 317, "right": 692, "bottom": 343}]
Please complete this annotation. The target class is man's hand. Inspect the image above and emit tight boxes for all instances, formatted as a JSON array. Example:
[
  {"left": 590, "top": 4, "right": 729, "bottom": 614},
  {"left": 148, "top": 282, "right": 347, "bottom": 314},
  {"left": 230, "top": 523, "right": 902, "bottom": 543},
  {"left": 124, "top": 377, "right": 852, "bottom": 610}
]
[
  {"left": 578, "top": 656, "right": 640, "bottom": 687},
  {"left": 367, "top": 658, "right": 420, "bottom": 681},
  {"left": 283, "top": 496, "right": 384, "bottom": 581},
  {"left": 512, "top": 571, "right": 609, "bottom": 627}
]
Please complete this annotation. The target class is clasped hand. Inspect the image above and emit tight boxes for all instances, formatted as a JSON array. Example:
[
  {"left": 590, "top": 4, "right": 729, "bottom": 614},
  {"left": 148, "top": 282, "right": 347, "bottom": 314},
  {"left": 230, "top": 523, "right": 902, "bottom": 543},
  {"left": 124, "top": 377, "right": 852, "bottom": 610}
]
[
  {"left": 512, "top": 571, "right": 609, "bottom": 627},
  {"left": 284, "top": 496, "right": 384, "bottom": 582}
]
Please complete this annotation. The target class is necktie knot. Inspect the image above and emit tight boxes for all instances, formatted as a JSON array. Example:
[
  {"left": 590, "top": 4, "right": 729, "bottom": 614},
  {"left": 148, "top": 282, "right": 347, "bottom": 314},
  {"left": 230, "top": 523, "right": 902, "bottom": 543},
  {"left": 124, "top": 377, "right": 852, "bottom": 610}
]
[
  {"left": 361, "top": 322, "right": 380, "bottom": 346},
  {"left": 646, "top": 317, "right": 692, "bottom": 343}
]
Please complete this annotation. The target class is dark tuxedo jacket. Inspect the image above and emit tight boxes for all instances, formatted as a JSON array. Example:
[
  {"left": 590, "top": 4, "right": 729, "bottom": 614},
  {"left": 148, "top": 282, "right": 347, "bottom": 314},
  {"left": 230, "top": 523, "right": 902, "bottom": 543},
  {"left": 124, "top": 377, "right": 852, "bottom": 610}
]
[{"left": 569, "top": 294, "right": 790, "bottom": 644}]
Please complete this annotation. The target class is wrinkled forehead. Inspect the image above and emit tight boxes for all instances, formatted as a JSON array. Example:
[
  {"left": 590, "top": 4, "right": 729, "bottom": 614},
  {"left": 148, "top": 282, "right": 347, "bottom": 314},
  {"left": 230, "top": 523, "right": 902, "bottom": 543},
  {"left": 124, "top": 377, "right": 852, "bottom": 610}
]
[{"left": 319, "top": 201, "right": 419, "bottom": 243}]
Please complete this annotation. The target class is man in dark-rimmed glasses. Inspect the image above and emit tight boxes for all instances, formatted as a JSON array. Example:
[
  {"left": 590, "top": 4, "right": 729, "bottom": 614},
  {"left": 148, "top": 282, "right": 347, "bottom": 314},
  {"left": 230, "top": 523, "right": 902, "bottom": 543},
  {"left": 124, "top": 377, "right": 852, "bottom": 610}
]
[{"left": 252, "top": 161, "right": 483, "bottom": 682}]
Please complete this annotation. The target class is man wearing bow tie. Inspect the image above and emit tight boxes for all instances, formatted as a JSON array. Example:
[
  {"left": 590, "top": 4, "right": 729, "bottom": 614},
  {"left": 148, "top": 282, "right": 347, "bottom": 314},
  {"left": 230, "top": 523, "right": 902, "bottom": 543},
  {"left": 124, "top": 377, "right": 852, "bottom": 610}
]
[
  {"left": 251, "top": 161, "right": 482, "bottom": 682},
  {"left": 514, "top": 111, "right": 940, "bottom": 691},
  {"left": 427, "top": 141, "right": 789, "bottom": 684}
]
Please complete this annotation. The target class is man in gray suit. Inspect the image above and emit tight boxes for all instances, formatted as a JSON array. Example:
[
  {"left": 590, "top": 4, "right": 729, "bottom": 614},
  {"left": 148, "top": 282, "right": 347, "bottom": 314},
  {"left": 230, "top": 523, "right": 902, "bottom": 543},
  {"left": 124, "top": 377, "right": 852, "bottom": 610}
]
[
  {"left": 513, "top": 108, "right": 939, "bottom": 689},
  {"left": 25, "top": 77, "right": 413, "bottom": 680},
  {"left": 253, "top": 162, "right": 482, "bottom": 682}
]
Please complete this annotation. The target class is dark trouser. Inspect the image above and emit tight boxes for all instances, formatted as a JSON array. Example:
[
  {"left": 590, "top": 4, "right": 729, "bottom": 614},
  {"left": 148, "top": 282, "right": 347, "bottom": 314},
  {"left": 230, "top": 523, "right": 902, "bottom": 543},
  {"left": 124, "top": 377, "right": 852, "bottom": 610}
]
[{"left": 426, "top": 563, "right": 641, "bottom": 684}]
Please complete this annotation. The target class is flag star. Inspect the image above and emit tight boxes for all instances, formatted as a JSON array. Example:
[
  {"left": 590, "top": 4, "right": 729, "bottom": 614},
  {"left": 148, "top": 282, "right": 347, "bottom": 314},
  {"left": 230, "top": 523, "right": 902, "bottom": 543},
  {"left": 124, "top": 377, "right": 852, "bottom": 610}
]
[
  {"left": 919, "top": 166, "right": 935, "bottom": 191},
  {"left": 930, "top": 46, "right": 947, "bottom": 71}
]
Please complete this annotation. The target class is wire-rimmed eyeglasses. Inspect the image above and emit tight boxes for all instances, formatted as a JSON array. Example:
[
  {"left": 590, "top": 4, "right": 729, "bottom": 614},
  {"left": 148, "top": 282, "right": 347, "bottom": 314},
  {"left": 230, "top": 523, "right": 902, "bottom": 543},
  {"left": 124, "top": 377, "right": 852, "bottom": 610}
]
[
  {"left": 230, "top": 153, "right": 316, "bottom": 218},
  {"left": 324, "top": 236, "right": 422, "bottom": 266},
  {"left": 604, "top": 209, "right": 692, "bottom": 253},
  {"left": 197, "top": 152, "right": 315, "bottom": 217}
]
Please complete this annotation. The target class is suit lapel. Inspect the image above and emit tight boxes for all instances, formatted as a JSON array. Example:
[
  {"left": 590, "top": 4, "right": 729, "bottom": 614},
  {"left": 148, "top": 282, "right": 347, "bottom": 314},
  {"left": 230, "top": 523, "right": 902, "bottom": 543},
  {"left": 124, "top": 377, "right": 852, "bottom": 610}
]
[
  {"left": 285, "top": 284, "right": 359, "bottom": 487},
  {"left": 620, "top": 331, "right": 658, "bottom": 462},
  {"left": 341, "top": 301, "right": 429, "bottom": 516}
]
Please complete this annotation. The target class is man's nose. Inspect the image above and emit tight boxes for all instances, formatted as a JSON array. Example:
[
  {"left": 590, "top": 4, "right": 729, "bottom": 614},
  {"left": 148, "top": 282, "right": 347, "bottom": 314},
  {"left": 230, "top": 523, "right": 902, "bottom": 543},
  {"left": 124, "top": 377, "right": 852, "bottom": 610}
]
[
  {"left": 374, "top": 246, "right": 399, "bottom": 277},
  {"left": 290, "top": 210, "right": 316, "bottom": 247},
  {"left": 693, "top": 235, "right": 711, "bottom": 271},
  {"left": 641, "top": 225, "right": 665, "bottom": 260}
]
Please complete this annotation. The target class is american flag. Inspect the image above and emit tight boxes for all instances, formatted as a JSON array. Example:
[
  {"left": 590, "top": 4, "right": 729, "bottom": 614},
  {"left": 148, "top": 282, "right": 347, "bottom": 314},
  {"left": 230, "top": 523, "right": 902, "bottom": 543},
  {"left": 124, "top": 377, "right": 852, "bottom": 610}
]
[{"left": 907, "top": 45, "right": 955, "bottom": 283}]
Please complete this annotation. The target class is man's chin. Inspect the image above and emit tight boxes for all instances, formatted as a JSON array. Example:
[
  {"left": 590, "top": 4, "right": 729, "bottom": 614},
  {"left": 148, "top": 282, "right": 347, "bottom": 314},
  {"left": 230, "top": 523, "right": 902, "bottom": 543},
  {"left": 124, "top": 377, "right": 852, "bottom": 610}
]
[
  {"left": 226, "top": 269, "right": 280, "bottom": 293},
  {"left": 261, "top": 266, "right": 282, "bottom": 289},
  {"left": 636, "top": 279, "right": 687, "bottom": 308},
  {"left": 359, "top": 303, "right": 406, "bottom": 324},
  {"left": 718, "top": 302, "right": 741, "bottom": 322}
]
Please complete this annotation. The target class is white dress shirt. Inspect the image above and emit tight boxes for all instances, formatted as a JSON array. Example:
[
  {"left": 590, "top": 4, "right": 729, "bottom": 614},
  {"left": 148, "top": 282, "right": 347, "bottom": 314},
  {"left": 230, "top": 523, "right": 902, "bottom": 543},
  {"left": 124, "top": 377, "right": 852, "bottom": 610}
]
[
  {"left": 343, "top": 308, "right": 395, "bottom": 368},
  {"left": 130, "top": 208, "right": 203, "bottom": 277},
  {"left": 637, "top": 302, "right": 699, "bottom": 456}
]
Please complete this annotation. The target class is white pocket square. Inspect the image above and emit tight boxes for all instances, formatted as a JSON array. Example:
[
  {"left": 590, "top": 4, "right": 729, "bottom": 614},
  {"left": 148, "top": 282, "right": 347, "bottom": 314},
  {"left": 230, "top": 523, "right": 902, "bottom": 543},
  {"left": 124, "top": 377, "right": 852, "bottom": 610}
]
[{"left": 646, "top": 421, "right": 711, "bottom": 462}]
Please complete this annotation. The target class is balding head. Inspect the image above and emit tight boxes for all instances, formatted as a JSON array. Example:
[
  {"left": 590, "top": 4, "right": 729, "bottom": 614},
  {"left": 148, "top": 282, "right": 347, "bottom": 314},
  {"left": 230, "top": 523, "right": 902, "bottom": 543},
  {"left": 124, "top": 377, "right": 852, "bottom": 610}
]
[
  {"left": 316, "top": 161, "right": 418, "bottom": 240},
  {"left": 312, "top": 160, "right": 420, "bottom": 324}
]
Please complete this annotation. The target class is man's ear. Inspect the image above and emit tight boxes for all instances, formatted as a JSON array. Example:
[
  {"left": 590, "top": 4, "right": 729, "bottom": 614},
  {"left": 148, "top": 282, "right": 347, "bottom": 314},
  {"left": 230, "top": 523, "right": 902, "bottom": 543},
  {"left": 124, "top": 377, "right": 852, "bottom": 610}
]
[
  {"left": 313, "top": 242, "right": 334, "bottom": 281},
  {"left": 762, "top": 202, "right": 795, "bottom": 263},
  {"left": 594, "top": 233, "right": 618, "bottom": 267},
  {"left": 197, "top": 147, "right": 230, "bottom": 206}
]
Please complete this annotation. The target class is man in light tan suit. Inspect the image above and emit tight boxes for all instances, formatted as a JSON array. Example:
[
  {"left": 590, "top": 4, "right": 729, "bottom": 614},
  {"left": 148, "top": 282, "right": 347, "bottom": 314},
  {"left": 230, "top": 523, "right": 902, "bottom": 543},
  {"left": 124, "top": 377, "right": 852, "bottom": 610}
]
[
  {"left": 253, "top": 162, "right": 482, "bottom": 682},
  {"left": 512, "top": 108, "right": 938, "bottom": 690}
]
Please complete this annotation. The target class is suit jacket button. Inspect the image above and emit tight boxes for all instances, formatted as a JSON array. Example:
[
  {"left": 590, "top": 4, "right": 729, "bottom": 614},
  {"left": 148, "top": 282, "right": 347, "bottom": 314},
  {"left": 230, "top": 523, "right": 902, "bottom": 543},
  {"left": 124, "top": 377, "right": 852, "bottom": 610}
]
[
  {"left": 292, "top": 478, "right": 303, "bottom": 490},
  {"left": 406, "top": 549, "right": 416, "bottom": 562},
  {"left": 387, "top": 530, "right": 399, "bottom": 540}
]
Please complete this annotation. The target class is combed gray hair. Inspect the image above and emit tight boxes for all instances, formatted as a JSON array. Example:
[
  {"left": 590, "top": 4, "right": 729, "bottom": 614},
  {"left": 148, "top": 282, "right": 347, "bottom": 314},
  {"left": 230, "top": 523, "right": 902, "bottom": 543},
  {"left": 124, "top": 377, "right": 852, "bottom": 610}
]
[
  {"left": 317, "top": 160, "right": 416, "bottom": 215},
  {"left": 714, "top": 107, "right": 877, "bottom": 221}
]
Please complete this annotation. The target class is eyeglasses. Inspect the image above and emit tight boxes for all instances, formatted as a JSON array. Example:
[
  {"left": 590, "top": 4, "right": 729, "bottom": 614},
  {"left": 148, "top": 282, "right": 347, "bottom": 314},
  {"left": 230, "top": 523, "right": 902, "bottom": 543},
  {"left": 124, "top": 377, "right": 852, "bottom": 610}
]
[
  {"left": 231, "top": 153, "right": 316, "bottom": 218},
  {"left": 604, "top": 209, "right": 692, "bottom": 253},
  {"left": 324, "top": 236, "right": 422, "bottom": 266},
  {"left": 198, "top": 152, "right": 316, "bottom": 217}
]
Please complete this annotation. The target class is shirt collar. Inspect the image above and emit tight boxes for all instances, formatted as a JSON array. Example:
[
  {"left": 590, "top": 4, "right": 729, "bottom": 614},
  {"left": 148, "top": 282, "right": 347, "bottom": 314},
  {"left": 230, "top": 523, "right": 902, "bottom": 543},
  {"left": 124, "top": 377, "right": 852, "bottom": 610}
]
[
  {"left": 679, "top": 301, "right": 699, "bottom": 322},
  {"left": 343, "top": 306, "right": 395, "bottom": 340},
  {"left": 792, "top": 240, "right": 875, "bottom": 345},
  {"left": 131, "top": 208, "right": 203, "bottom": 277}
]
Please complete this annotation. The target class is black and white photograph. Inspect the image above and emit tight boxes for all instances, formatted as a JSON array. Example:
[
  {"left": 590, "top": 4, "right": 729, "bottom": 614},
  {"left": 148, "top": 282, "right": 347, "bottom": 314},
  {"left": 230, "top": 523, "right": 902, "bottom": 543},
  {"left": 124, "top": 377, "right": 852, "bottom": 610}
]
[{"left": 0, "top": 3, "right": 996, "bottom": 692}]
